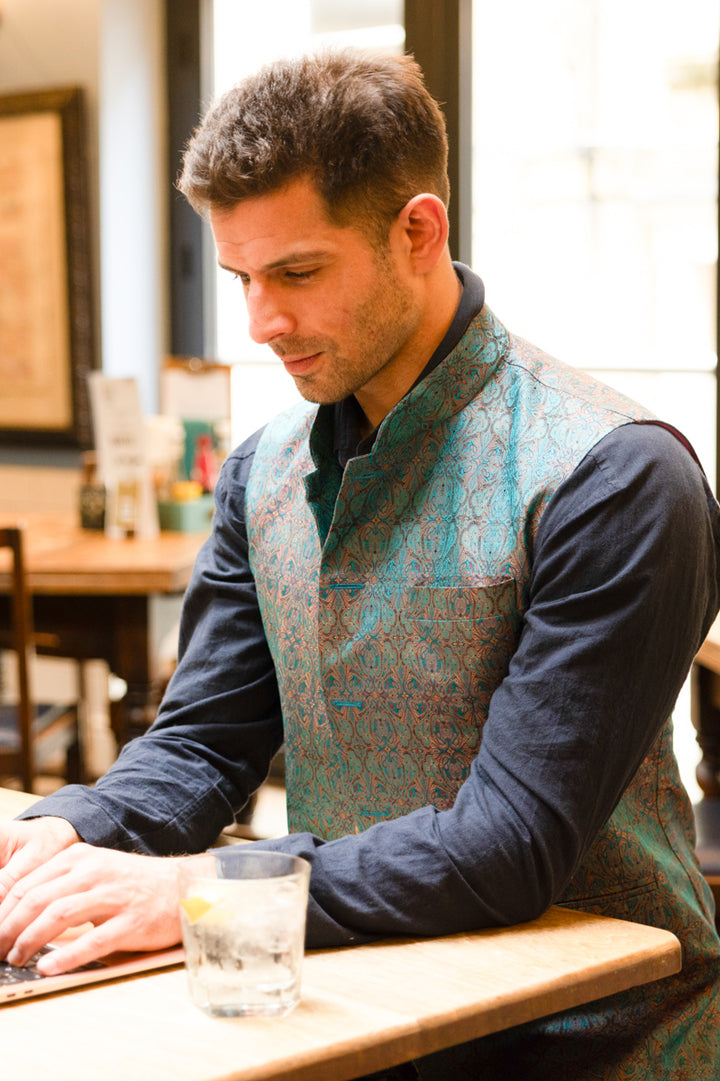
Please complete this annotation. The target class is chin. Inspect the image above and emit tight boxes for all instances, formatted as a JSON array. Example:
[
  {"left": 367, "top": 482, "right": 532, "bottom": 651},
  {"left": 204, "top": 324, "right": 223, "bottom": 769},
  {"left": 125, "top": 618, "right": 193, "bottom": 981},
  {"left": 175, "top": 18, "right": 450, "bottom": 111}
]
[{"left": 293, "top": 381, "right": 348, "bottom": 407}]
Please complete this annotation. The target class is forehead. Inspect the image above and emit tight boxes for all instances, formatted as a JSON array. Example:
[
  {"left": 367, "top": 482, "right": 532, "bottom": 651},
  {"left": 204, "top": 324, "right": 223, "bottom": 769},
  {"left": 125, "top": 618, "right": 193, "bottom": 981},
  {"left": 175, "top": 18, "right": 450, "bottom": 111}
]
[{"left": 210, "top": 177, "right": 362, "bottom": 268}]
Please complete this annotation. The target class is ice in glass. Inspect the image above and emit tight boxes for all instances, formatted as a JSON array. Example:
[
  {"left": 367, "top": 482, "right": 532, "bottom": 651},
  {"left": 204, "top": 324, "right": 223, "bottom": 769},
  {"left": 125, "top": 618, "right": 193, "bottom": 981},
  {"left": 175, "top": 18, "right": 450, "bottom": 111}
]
[{"left": 177, "top": 849, "right": 311, "bottom": 1018}]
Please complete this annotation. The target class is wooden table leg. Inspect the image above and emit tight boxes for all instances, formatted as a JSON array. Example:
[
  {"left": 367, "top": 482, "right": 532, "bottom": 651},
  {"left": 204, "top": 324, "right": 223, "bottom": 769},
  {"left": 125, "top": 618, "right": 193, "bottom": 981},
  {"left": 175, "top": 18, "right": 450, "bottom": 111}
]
[{"left": 108, "top": 595, "right": 170, "bottom": 747}]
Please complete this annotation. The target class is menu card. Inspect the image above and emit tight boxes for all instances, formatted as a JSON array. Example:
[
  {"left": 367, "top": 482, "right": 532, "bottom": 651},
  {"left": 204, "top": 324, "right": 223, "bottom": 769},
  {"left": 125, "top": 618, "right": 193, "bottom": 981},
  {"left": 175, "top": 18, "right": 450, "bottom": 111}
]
[{"left": 88, "top": 373, "right": 158, "bottom": 538}]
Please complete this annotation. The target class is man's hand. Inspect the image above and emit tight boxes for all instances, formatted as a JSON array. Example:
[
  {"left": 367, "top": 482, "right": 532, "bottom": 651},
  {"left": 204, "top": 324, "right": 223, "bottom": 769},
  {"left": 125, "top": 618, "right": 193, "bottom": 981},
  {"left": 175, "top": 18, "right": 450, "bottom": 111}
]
[
  {"left": 0, "top": 841, "right": 183, "bottom": 975},
  {"left": 0, "top": 817, "right": 81, "bottom": 904}
]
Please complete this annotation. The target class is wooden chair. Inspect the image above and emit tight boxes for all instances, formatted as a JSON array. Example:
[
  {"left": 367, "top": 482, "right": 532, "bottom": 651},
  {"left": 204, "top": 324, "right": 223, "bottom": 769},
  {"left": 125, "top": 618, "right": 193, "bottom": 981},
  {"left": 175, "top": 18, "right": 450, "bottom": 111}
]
[{"left": 0, "top": 526, "right": 83, "bottom": 793}]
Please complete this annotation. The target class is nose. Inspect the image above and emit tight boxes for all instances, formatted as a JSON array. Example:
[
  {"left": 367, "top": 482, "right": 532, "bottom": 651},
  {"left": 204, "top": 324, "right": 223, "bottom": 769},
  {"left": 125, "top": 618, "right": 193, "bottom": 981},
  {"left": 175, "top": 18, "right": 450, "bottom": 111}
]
[{"left": 245, "top": 281, "right": 296, "bottom": 345}]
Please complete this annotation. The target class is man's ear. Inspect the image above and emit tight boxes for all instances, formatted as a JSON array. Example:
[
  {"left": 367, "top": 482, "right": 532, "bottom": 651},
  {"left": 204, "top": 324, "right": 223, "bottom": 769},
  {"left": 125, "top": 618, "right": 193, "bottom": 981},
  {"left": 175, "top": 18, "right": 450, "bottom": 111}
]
[{"left": 394, "top": 193, "right": 450, "bottom": 271}]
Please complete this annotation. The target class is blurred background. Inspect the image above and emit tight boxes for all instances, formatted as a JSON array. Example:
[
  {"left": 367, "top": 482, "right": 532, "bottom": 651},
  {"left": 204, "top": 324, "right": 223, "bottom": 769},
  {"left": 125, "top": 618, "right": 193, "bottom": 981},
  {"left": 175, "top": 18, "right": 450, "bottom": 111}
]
[{"left": 0, "top": 0, "right": 717, "bottom": 803}]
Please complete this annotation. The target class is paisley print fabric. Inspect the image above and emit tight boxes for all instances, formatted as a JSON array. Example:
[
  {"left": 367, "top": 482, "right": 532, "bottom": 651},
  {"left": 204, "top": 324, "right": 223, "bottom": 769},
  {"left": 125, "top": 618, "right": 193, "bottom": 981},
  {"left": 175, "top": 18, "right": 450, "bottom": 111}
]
[
  {"left": 246, "top": 305, "right": 652, "bottom": 837},
  {"left": 245, "top": 304, "right": 720, "bottom": 1078}
]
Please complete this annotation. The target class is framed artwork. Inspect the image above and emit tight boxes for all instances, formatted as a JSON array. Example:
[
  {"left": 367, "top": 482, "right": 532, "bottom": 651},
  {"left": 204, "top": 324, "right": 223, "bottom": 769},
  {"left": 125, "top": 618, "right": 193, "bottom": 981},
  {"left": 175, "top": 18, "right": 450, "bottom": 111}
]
[{"left": 0, "top": 86, "right": 96, "bottom": 447}]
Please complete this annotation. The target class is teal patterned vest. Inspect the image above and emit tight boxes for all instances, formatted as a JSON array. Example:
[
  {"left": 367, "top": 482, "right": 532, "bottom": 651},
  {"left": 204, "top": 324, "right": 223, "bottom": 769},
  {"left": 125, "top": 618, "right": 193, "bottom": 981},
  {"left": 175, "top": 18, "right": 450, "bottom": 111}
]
[
  {"left": 245, "top": 305, "right": 720, "bottom": 1077},
  {"left": 246, "top": 304, "right": 661, "bottom": 841}
]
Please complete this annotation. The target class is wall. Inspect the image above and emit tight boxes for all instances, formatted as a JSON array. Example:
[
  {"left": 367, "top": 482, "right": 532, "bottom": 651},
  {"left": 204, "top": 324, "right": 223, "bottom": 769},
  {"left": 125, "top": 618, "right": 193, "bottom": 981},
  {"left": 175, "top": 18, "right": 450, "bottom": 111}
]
[
  {"left": 0, "top": 1, "right": 168, "bottom": 776},
  {"left": 0, "top": 0, "right": 167, "bottom": 512}
]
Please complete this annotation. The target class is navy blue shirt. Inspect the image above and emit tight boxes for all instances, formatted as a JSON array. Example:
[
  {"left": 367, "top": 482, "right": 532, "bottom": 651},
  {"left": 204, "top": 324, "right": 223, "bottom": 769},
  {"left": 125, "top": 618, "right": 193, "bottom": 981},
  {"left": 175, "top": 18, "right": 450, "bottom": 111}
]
[{"left": 24, "top": 272, "right": 720, "bottom": 948}]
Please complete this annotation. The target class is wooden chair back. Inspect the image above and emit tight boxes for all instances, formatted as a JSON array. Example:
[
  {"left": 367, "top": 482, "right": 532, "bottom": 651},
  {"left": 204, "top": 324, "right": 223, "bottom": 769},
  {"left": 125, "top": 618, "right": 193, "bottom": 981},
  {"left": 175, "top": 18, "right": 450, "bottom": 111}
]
[{"left": 0, "top": 526, "right": 81, "bottom": 792}]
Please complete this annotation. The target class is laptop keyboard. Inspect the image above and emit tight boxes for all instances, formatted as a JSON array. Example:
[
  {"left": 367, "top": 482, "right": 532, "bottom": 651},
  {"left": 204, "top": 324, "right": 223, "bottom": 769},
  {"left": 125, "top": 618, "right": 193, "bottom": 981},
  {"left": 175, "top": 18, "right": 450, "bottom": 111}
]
[
  {"left": 0, "top": 947, "right": 105, "bottom": 985},
  {"left": 0, "top": 947, "right": 52, "bottom": 985}
]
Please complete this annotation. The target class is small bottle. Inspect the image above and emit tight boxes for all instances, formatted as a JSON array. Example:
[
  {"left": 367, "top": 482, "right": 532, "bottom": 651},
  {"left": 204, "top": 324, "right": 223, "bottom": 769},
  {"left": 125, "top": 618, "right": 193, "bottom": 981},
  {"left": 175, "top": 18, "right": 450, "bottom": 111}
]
[{"left": 79, "top": 451, "right": 106, "bottom": 530}]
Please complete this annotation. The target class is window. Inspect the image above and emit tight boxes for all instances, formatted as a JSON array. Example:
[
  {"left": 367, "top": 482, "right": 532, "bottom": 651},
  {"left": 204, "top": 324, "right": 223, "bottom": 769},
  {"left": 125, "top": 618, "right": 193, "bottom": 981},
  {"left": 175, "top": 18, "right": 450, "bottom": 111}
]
[
  {"left": 471, "top": 1, "right": 719, "bottom": 800},
  {"left": 472, "top": 0, "right": 718, "bottom": 482}
]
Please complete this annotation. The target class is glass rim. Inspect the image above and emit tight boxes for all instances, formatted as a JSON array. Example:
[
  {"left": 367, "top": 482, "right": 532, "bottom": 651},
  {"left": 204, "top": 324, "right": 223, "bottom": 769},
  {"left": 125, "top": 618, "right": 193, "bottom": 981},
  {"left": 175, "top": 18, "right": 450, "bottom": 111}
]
[{"left": 177, "top": 848, "right": 311, "bottom": 882}]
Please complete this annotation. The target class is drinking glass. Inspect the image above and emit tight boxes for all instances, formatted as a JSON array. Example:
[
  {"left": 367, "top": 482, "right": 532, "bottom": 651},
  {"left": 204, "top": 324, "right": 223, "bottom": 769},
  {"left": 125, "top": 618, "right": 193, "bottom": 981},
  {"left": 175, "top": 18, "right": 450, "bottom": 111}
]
[{"left": 177, "top": 848, "right": 311, "bottom": 1018}]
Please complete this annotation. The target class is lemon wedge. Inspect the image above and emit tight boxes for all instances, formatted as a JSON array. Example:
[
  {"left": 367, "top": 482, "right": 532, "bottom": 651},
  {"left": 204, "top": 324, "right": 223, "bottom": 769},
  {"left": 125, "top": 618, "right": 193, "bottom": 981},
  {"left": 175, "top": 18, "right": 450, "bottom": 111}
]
[{"left": 180, "top": 896, "right": 213, "bottom": 924}]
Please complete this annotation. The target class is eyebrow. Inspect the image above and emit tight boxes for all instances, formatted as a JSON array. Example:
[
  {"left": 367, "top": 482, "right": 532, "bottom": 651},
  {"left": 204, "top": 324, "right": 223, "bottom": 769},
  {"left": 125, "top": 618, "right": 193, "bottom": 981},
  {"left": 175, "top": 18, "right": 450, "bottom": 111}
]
[{"left": 218, "top": 250, "right": 333, "bottom": 274}]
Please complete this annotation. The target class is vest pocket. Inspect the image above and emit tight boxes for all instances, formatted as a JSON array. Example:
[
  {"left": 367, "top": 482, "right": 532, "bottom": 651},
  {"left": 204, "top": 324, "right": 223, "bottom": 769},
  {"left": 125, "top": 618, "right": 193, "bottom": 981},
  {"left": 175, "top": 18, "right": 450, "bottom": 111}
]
[
  {"left": 395, "top": 579, "right": 522, "bottom": 730},
  {"left": 400, "top": 579, "right": 519, "bottom": 624}
]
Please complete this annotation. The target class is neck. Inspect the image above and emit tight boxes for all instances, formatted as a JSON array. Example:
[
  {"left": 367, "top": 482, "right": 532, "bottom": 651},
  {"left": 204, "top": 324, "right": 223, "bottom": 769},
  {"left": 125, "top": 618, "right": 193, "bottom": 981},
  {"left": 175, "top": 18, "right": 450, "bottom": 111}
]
[{"left": 354, "top": 255, "right": 462, "bottom": 431}]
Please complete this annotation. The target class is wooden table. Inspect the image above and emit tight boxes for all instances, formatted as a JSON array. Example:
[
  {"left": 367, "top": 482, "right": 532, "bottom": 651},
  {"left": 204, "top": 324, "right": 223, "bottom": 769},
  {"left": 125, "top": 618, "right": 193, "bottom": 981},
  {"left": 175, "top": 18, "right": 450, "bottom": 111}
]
[
  {"left": 0, "top": 788, "right": 682, "bottom": 1081},
  {"left": 0, "top": 513, "right": 208, "bottom": 746}
]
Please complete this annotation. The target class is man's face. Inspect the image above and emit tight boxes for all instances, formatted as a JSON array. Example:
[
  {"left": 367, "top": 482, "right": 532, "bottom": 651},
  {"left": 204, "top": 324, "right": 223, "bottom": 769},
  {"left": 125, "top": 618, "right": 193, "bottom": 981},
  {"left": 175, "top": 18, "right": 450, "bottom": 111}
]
[{"left": 211, "top": 178, "right": 426, "bottom": 424}]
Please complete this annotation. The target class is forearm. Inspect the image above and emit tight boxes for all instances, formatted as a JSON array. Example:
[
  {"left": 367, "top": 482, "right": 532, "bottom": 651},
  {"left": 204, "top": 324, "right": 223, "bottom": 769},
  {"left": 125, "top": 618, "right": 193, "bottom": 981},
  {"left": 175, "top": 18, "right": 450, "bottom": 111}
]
[{"left": 17, "top": 660, "right": 284, "bottom": 853}]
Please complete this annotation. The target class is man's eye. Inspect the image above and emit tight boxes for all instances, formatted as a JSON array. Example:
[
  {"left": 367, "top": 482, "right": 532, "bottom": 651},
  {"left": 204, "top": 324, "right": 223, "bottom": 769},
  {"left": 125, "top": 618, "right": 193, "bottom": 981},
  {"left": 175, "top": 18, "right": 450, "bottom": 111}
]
[
  {"left": 232, "top": 273, "right": 250, "bottom": 285},
  {"left": 285, "top": 269, "right": 316, "bottom": 281}
]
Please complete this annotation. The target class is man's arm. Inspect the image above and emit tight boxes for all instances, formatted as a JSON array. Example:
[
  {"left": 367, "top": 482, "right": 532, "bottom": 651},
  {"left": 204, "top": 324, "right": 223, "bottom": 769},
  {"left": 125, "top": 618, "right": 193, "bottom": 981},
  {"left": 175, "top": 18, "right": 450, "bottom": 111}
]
[
  {"left": 11, "top": 431, "right": 283, "bottom": 855},
  {"left": 0, "top": 434, "right": 280, "bottom": 972}
]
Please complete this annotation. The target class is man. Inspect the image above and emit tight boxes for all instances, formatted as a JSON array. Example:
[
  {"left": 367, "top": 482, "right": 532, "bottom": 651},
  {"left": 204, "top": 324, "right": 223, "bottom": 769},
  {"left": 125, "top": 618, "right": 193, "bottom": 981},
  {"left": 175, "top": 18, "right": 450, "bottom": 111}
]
[{"left": 0, "top": 50, "right": 719, "bottom": 1080}]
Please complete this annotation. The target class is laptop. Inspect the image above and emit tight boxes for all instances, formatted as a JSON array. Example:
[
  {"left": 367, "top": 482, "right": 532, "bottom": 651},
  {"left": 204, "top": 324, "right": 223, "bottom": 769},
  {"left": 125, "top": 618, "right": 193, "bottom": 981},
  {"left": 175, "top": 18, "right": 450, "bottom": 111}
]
[{"left": 0, "top": 938, "right": 184, "bottom": 1004}]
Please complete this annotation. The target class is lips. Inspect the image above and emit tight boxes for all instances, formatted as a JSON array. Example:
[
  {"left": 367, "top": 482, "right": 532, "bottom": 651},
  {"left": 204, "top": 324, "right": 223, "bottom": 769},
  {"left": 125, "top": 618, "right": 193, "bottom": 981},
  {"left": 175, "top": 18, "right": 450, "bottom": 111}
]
[{"left": 280, "top": 353, "right": 321, "bottom": 376}]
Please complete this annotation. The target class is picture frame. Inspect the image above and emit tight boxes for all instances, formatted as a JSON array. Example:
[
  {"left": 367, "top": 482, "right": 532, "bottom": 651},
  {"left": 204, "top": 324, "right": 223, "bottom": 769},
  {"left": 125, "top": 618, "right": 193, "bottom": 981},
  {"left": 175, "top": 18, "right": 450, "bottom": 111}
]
[{"left": 0, "top": 86, "right": 97, "bottom": 447}]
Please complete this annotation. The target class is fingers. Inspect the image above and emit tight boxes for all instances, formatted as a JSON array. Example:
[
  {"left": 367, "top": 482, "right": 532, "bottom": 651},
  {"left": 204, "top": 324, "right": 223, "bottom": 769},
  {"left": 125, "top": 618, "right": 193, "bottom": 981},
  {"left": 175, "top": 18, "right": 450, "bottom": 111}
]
[
  {"left": 0, "top": 840, "right": 82, "bottom": 930},
  {"left": 0, "top": 844, "right": 183, "bottom": 974},
  {"left": 0, "top": 854, "right": 78, "bottom": 965},
  {"left": 0, "top": 818, "right": 80, "bottom": 904},
  {"left": 0, "top": 848, "right": 44, "bottom": 905},
  {"left": 0, "top": 847, "right": 70, "bottom": 915},
  {"left": 36, "top": 919, "right": 136, "bottom": 976}
]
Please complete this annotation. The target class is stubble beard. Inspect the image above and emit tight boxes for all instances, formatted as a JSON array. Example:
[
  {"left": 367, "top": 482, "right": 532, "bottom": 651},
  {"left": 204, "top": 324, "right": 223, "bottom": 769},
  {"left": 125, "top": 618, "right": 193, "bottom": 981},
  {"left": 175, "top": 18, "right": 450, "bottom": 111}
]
[{"left": 281, "top": 256, "right": 422, "bottom": 407}]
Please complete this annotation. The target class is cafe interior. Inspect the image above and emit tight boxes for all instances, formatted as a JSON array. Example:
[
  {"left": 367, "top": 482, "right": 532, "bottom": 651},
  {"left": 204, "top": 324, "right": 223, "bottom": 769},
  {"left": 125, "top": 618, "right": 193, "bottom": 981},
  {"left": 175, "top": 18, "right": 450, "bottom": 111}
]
[{"left": 1, "top": 1, "right": 720, "bottom": 1076}]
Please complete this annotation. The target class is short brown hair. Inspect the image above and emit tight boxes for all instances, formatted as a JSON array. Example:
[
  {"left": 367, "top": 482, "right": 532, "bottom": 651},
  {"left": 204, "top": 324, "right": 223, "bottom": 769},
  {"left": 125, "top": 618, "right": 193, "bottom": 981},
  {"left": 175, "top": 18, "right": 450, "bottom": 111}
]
[{"left": 178, "top": 50, "right": 449, "bottom": 242}]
